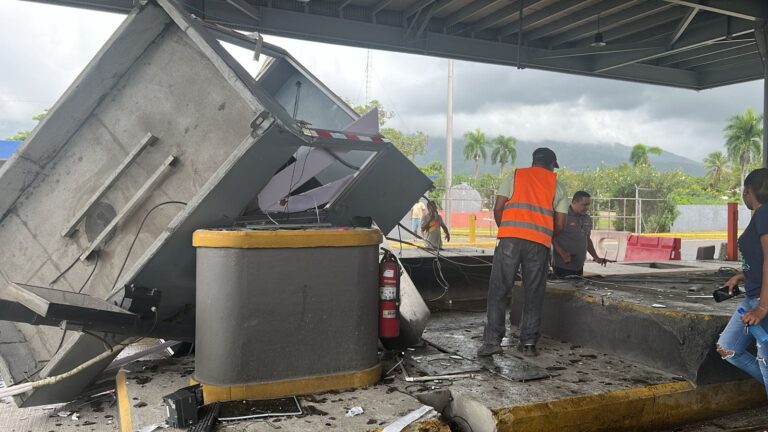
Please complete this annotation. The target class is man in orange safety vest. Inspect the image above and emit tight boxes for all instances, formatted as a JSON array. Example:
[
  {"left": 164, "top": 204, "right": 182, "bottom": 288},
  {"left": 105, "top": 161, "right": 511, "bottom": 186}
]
[{"left": 478, "top": 148, "right": 569, "bottom": 357}]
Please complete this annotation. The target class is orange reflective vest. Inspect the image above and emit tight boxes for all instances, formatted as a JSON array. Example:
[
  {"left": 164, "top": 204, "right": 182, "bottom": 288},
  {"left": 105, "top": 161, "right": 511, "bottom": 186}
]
[{"left": 497, "top": 167, "right": 557, "bottom": 247}]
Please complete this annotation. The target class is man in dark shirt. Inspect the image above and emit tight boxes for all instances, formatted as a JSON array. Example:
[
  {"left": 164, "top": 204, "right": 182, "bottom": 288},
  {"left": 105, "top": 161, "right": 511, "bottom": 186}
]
[{"left": 552, "top": 191, "right": 607, "bottom": 277}]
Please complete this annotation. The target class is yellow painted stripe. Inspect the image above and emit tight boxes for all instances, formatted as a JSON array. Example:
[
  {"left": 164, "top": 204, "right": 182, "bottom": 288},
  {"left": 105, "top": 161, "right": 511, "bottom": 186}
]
[
  {"left": 640, "top": 231, "right": 734, "bottom": 239},
  {"left": 115, "top": 369, "right": 132, "bottom": 432},
  {"left": 193, "top": 228, "right": 383, "bottom": 248},
  {"left": 495, "top": 379, "right": 766, "bottom": 432},
  {"left": 192, "top": 363, "right": 381, "bottom": 403}
]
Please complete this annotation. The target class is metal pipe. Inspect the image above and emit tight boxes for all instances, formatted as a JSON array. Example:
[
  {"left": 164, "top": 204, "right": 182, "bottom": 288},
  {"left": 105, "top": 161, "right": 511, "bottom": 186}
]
[
  {"left": 445, "top": 59, "right": 454, "bottom": 229},
  {"left": 516, "top": 0, "right": 524, "bottom": 68},
  {"left": 405, "top": 373, "right": 475, "bottom": 382}
]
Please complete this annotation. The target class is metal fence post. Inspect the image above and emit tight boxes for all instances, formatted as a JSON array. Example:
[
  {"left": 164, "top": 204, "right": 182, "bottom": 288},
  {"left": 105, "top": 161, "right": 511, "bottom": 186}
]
[
  {"left": 469, "top": 214, "right": 476, "bottom": 244},
  {"left": 727, "top": 202, "right": 738, "bottom": 261}
]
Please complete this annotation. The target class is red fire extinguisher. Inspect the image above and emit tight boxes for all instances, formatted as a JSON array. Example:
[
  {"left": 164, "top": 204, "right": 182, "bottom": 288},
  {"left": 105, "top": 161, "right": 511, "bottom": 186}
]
[{"left": 379, "top": 250, "right": 400, "bottom": 338}]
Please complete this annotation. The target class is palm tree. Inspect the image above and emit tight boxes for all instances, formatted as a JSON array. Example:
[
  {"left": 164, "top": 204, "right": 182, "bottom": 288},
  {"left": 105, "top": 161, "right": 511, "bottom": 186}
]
[
  {"left": 463, "top": 129, "right": 488, "bottom": 178},
  {"left": 724, "top": 108, "right": 763, "bottom": 189},
  {"left": 629, "top": 143, "right": 662, "bottom": 167},
  {"left": 703, "top": 151, "right": 729, "bottom": 189},
  {"left": 491, "top": 135, "right": 518, "bottom": 176}
]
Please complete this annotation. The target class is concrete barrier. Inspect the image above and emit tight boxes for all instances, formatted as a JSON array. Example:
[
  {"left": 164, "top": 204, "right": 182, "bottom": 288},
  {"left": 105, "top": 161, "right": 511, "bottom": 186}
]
[
  {"left": 624, "top": 235, "right": 681, "bottom": 261},
  {"left": 590, "top": 230, "right": 630, "bottom": 262}
]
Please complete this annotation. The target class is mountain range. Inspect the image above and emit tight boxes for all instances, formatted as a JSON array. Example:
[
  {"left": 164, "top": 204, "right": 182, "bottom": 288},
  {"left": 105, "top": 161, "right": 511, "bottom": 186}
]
[{"left": 413, "top": 138, "right": 705, "bottom": 177}]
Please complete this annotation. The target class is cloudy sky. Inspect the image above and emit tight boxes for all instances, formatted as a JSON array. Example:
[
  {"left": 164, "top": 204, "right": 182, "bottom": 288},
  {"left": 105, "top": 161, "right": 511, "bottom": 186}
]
[{"left": 0, "top": 1, "right": 763, "bottom": 162}]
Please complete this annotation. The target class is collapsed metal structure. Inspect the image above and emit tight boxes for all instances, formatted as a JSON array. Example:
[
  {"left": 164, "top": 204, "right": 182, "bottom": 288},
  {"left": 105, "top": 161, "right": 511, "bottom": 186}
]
[{"left": 0, "top": 0, "right": 431, "bottom": 405}]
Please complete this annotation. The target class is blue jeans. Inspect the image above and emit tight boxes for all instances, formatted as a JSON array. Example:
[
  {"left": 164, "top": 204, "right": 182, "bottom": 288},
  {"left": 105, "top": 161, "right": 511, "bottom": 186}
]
[
  {"left": 717, "top": 296, "right": 768, "bottom": 396},
  {"left": 411, "top": 218, "right": 421, "bottom": 234},
  {"left": 483, "top": 238, "right": 549, "bottom": 346}
]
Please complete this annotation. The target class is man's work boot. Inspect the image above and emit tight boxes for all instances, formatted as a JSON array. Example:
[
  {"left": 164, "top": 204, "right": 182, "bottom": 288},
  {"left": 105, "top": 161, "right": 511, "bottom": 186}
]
[
  {"left": 477, "top": 344, "right": 503, "bottom": 357},
  {"left": 518, "top": 344, "right": 538, "bottom": 357}
]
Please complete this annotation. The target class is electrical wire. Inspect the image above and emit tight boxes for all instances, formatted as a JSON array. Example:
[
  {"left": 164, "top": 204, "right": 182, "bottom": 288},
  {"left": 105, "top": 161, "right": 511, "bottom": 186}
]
[
  {"left": 14, "top": 270, "right": 114, "bottom": 385},
  {"left": 385, "top": 236, "right": 492, "bottom": 267},
  {"left": 265, "top": 211, "right": 279, "bottom": 225},
  {"left": 77, "top": 253, "right": 100, "bottom": 294},
  {"left": 111, "top": 201, "right": 187, "bottom": 291},
  {"left": 310, "top": 195, "right": 320, "bottom": 224},
  {"left": 14, "top": 328, "right": 68, "bottom": 386},
  {"left": 284, "top": 154, "right": 299, "bottom": 217},
  {"left": 565, "top": 274, "right": 679, "bottom": 291},
  {"left": 48, "top": 257, "right": 79, "bottom": 286},
  {"left": 82, "top": 330, "right": 113, "bottom": 351},
  {"left": 0, "top": 339, "right": 134, "bottom": 399},
  {"left": 11, "top": 220, "right": 162, "bottom": 388},
  {"left": 281, "top": 147, "right": 317, "bottom": 222},
  {"left": 395, "top": 222, "right": 494, "bottom": 265},
  {"left": 426, "top": 259, "right": 450, "bottom": 302},
  {"left": 290, "top": 147, "right": 313, "bottom": 191}
]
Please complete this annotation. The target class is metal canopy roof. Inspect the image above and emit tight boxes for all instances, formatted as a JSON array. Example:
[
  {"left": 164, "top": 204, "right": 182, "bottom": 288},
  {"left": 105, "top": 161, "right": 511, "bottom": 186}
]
[{"left": 21, "top": 0, "right": 768, "bottom": 89}]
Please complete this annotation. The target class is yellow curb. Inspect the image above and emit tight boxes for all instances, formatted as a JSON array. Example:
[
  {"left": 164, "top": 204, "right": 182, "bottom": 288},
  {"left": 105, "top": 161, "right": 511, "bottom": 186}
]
[
  {"left": 546, "top": 286, "right": 715, "bottom": 320},
  {"left": 115, "top": 369, "right": 132, "bottom": 432},
  {"left": 193, "top": 228, "right": 382, "bottom": 248},
  {"left": 495, "top": 379, "right": 766, "bottom": 432},
  {"left": 192, "top": 363, "right": 382, "bottom": 403}
]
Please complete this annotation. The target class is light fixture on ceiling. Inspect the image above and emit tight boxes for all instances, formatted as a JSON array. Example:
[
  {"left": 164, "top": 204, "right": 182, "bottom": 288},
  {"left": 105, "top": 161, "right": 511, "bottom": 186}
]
[{"left": 591, "top": 14, "right": 606, "bottom": 47}]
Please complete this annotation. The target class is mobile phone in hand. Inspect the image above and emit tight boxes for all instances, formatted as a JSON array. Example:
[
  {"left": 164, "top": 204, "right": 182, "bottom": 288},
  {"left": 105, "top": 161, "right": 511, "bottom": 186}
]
[{"left": 713, "top": 285, "right": 742, "bottom": 303}]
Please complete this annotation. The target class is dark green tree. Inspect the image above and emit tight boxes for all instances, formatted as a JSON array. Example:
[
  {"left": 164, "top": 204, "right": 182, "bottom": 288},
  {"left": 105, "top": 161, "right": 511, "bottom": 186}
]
[
  {"left": 629, "top": 143, "right": 662, "bottom": 167},
  {"left": 462, "top": 129, "right": 488, "bottom": 178},
  {"left": 724, "top": 107, "right": 763, "bottom": 189},
  {"left": 490, "top": 135, "right": 517, "bottom": 176}
]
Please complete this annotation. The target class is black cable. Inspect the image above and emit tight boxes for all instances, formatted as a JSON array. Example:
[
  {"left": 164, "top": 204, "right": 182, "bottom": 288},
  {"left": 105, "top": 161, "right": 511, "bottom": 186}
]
[
  {"left": 285, "top": 154, "right": 299, "bottom": 218},
  {"left": 111, "top": 201, "right": 187, "bottom": 292},
  {"left": 277, "top": 148, "right": 315, "bottom": 224},
  {"left": 83, "top": 330, "right": 113, "bottom": 351},
  {"left": 385, "top": 236, "right": 492, "bottom": 267},
  {"left": 396, "top": 223, "right": 495, "bottom": 266},
  {"left": 426, "top": 259, "right": 449, "bottom": 302},
  {"left": 48, "top": 257, "right": 79, "bottom": 286},
  {"left": 16, "top": 328, "right": 69, "bottom": 384},
  {"left": 290, "top": 147, "right": 313, "bottom": 191},
  {"left": 77, "top": 253, "right": 100, "bottom": 294},
  {"left": 149, "top": 309, "right": 159, "bottom": 337}
]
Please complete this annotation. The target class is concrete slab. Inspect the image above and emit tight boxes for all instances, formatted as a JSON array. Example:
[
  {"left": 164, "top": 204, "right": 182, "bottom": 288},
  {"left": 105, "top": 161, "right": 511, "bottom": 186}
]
[
  {"left": 3, "top": 311, "right": 764, "bottom": 431},
  {"left": 508, "top": 268, "right": 746, "bottom": 384},
  {"left": 116, "top": 357, "right": 432, "bottom": 432}
]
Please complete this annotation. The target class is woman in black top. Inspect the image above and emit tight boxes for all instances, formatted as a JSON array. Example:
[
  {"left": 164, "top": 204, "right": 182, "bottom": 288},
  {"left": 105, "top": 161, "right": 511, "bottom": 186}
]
[{"left": 717, "top": 168, "right": 768, "bottom": 396}]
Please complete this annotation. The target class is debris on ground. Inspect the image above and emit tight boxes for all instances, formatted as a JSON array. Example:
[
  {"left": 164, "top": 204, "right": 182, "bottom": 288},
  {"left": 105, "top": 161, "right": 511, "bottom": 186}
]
[
  {"left": 137, "top": 422, "right": 170, "bottom": 432},
  {"left": 346, "top": 406, "right": 365, "bottom": 417}
]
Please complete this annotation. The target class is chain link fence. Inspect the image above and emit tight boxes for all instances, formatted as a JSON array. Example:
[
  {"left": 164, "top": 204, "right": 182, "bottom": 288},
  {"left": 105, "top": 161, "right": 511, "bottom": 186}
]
[{"left": 429, "top": 187, "right": 672, "bottom": 234}]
